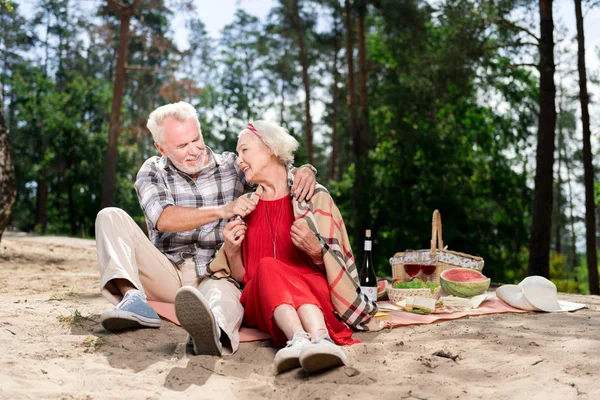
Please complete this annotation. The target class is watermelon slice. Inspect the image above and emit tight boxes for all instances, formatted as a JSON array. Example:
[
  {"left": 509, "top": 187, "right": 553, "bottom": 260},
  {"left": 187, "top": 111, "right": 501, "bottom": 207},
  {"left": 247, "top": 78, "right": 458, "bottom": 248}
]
[
  {"left": 440, "top": 268, "right": 490, "bottom": 298},
  {"left": 377, "top": 279, "right": 389, "bottom": 300}
]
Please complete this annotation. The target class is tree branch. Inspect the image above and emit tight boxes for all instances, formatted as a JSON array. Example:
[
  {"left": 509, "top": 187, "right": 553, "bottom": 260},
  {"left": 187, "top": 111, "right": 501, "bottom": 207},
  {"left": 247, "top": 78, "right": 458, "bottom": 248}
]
[
  {"left": 125, "top": 65, "right": 156, "bottom": 72},
  {"left": 484, "top": 41, "right": 539, "bottom": 52},
  {"left": 507, "top": 63, "right": 539, "bottom": 69},
  {"left": 488, "top": 17, "right": 540, "bottom": 43}
]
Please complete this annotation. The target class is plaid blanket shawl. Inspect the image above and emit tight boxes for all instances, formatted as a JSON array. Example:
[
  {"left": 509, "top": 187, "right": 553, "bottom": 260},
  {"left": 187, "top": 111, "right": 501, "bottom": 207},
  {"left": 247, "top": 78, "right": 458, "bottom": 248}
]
[{"left": 206, "top": 171, "right": 383, "bottom": 331}]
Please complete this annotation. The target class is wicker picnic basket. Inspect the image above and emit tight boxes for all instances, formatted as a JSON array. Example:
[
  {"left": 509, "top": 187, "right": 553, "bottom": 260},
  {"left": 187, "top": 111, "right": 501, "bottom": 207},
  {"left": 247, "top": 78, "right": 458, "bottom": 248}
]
[{"left": 389, "top": 210, "right": 484, "bottom": 285}]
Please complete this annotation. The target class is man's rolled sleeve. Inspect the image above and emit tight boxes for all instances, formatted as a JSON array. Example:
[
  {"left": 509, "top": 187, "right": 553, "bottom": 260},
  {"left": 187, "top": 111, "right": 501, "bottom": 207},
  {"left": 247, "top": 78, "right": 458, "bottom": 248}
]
[{"left": 135, "top": 161, "right": 175, "bottom": 230}]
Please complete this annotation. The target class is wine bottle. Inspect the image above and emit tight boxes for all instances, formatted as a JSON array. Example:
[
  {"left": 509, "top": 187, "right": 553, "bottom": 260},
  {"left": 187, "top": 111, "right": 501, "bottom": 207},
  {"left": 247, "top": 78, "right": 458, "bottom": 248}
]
[{"left": 359, "top": 229, "right": 377, "bottom": 302}]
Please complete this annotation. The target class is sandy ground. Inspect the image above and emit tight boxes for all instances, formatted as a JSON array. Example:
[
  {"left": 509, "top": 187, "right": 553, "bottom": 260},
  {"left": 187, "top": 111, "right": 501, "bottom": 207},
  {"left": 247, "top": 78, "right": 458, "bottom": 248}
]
[{"left": 0, "top": 234, "right": 599, "bottom": 400}]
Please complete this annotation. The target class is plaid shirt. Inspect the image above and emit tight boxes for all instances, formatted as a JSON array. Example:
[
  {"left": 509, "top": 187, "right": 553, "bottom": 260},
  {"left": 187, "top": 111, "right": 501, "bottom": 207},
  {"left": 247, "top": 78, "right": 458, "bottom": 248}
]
[{"left": 135, "top": 147, "right": 252, "bottom": 277}]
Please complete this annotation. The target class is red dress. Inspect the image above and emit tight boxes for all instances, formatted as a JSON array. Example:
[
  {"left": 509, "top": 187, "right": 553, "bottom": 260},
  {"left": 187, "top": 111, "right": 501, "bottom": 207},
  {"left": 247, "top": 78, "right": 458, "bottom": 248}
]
[{"left": 239, "top": 194, "right": 358, "bottom": 347}]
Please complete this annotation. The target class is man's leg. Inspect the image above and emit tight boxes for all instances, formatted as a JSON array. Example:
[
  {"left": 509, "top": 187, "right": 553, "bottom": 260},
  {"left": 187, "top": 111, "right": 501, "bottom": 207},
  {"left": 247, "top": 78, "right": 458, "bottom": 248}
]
[
  {"left": 197, "top": 278, "right": 244, "bottom": 355},
  {"left": 175, "top": 278, "right": 243, "bottom": 356},
  {"left": 95, "top": 207, "right": 181, "bottom": 330}
]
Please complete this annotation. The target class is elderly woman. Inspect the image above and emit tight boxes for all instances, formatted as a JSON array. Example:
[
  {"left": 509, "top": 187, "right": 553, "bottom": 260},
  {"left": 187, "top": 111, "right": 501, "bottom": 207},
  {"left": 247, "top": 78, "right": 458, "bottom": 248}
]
[{"left": 210, "top": 121, "right": 379, "bottom": 374}]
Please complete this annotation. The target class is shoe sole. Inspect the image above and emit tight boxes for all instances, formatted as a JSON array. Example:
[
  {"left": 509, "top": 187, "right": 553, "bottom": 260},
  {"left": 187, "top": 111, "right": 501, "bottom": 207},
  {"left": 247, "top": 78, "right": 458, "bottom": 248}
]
[
  {"left": 175, "top": 287, "right": 222, "bottom": 356},
  {"left": 274, "top": 355, "right": 301, "bottom": 374},
  {"left": 100, "top": 309, "right": 160, "bottom": 331},
  {"left": 300, "top": 348, "right": 346, "bottom": 374}
]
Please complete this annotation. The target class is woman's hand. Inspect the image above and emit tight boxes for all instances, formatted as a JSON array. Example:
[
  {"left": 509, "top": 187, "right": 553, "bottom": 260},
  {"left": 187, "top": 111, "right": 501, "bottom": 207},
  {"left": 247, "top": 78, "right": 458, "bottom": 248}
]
[
  {"left": 223, "top": 219, "right": 247, "bottom": 256},
  {"left": 291, "top": 219, "right": 323, "bottom": 262}
]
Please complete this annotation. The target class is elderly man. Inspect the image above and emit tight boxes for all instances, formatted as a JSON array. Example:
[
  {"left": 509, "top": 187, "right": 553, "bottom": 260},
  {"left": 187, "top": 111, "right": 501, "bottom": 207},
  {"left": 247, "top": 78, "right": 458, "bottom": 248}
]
[{"left": 95, "top": 102, "right": 316, "bottom": 356}]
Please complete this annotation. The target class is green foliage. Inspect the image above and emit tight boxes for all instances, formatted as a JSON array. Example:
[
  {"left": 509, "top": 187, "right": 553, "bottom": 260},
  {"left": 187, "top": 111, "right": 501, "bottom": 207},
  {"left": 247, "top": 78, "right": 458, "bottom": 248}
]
[
  {"left": 573, "top": 257, "right": 600, "bottom": 295},
  {"left": 0, "top": 1, "right": 14, "bottom": 12},
  {"left": 3, "top": 0, "right": 595, "bottom": 294},
  {"left": 83, "top": 335, "right": 105, "bottom": 349},
  {"left": 336, "top": 1, "right": 534, "bottom": 284},
  {"left": 57, "top": 309, "right": 94, "bottom": 325}
]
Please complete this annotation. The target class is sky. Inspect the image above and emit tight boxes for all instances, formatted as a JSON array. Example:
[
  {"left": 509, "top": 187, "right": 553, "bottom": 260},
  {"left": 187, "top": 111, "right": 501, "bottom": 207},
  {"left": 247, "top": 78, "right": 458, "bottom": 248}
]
[{"left": 171, "top": 0, "right": 277, "bottom": 42}]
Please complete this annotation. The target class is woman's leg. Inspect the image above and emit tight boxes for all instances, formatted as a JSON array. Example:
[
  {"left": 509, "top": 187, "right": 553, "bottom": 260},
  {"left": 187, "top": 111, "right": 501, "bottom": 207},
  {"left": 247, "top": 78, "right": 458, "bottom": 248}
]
[
  {"left": 297, "top": 303, "right": 329, "bottom": 339},
  {"left": 272, "top": 304, "right": 312, "bottom": 373},
  {"left": 273, "top": 304, "right": 304, "bottom": 339},
  {"left": 296, "top": 304, "right": 347, "bottom": 374}
]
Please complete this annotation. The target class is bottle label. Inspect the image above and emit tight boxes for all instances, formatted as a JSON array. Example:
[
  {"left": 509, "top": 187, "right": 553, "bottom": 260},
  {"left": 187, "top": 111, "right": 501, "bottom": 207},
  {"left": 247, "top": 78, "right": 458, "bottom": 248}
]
[
  {"left": 361, "top": 286, "right": 377, "bottom": 302},
  {"left": 364, "top": 240, "right": 372, "bottom": 251}
]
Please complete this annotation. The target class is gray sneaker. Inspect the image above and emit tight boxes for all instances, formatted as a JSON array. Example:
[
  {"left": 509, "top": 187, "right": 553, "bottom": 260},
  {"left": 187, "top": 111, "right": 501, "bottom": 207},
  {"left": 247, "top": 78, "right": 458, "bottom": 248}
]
[
  {"left": 100, "top": 290, "right": 160, "bottom": 331},
  {"left": 175, "top": 286, "right": 222, "bottom": 356},
  {"left": 299, "top": 335, "right": 347, "bottom": 374},
  {"left": 274, "top": 330, "right": 312, "bottom": 373}
]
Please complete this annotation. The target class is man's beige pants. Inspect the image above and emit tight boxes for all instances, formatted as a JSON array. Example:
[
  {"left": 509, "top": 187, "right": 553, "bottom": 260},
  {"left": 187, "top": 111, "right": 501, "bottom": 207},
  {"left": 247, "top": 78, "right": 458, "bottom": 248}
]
[{"left": 95, "top": 207, "right": 243, "bottom": 354}]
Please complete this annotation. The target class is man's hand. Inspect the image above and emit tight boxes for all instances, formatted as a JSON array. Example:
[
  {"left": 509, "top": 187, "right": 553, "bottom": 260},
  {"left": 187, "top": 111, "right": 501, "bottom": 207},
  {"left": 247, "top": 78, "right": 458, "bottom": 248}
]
[
  {"left": 290, "top": 219, "right": 322, "bottom": 262},
  {"left": 292, "top": 166, "right": 316, "bottom": 202},
  {"left": 222, "top": 197, "right": 256, "bottom": 219},
  {"left": 223, "top": 219, "right": 247, "bottom": 256}
]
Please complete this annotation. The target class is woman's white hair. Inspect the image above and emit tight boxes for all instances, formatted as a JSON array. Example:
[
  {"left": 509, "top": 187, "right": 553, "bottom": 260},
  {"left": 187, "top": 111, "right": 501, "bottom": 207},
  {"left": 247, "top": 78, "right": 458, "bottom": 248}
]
[
  {"left": 147, "top": 102, "right": 201, "bottom": 144},
  {"left": 239, "top": 121, "right": 299, "bottom": 166}
]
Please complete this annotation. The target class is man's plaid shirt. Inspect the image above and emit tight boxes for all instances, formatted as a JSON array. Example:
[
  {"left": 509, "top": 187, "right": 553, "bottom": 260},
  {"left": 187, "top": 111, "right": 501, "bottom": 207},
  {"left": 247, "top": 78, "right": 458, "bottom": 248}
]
[{"left": 135, "top": 147, "right": 252, "bottom": 277}]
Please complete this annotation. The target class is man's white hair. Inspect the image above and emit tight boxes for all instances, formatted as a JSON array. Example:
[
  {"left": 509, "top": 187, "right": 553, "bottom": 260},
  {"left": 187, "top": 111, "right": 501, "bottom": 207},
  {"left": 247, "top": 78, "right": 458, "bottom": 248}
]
[
  {"left": 147, "top": 102, "right": 201, "bottom": 144},
  {"left": 239, "top": 121, "right": 299, "bottom": 166}
]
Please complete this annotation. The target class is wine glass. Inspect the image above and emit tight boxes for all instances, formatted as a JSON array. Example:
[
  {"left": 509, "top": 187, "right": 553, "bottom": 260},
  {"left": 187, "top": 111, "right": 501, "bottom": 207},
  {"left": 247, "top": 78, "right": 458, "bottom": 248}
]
[
  {"left": 420, "top": 253, "right": 438, "bottom": 282},
  {"left": 403, "top": 250, "right": 422, "bottom": 281}
]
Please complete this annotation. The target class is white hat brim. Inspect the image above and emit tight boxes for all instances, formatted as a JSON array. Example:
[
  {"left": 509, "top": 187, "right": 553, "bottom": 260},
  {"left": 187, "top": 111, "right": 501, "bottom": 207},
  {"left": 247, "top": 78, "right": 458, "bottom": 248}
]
[
  {"left": 535, "top": 300, "right": 586, "bottom": 312},
  {"left": 496, "top": 284, "right": 538, "bottom": 311}
]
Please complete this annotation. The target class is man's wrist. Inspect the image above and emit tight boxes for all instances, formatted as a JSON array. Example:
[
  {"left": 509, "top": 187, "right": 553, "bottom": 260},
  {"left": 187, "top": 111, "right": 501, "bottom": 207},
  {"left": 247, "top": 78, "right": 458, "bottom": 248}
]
[
  {"left": 214, "top": 204, "right": 229, "bottom": 219},
  {"left": 299, "top": 163, "right": 317, "bottom": 176}
]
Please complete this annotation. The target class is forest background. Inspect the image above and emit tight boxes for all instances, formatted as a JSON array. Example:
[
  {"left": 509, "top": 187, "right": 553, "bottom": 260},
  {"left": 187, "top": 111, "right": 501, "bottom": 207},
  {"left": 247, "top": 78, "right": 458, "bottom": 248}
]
[{"left": 1, "top": 0, "right": 600, "bottom": 295}]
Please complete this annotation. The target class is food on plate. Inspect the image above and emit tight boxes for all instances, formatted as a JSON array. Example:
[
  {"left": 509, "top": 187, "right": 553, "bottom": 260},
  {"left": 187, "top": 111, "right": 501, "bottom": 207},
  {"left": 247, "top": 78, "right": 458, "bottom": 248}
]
[
  {"left": 396, "top": 296, "right": 437, "bottom": 313},
  {"left": 391, "top": 278, "right": 438, "bottom": 290}
]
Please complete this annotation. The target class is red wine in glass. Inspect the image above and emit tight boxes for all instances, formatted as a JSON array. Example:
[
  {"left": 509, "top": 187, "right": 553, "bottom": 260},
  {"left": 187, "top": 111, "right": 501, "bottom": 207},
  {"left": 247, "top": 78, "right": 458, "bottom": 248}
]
[
  {"left": 421, "top": 264, "right": 437, "bottom": 281},
  {"left": 404, "top": 264, "right": 422, "bottom": 281}
]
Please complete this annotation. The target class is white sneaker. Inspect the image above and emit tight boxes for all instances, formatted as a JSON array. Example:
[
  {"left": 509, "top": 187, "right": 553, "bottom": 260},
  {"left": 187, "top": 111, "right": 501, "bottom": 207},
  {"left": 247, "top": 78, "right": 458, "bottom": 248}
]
[
  {"left": 274, "top": 330, "right": 312, "bottom": 373},
  {"left": 299, "top": 335, "right": 347, "bottom": 374}
]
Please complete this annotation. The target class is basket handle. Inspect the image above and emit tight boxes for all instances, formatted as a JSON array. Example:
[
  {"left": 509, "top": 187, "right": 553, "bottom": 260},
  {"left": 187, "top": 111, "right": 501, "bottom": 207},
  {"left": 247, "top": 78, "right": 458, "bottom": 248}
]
[{"left": 430, "top": 209, "right": 444, "bottom": 253}]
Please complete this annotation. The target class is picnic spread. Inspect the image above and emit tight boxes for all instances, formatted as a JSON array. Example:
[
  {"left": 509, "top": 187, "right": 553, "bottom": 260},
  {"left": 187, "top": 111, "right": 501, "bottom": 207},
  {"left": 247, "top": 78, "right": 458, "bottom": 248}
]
[{"left": 148, "top": 209, "right": 586, "bottom": 341}]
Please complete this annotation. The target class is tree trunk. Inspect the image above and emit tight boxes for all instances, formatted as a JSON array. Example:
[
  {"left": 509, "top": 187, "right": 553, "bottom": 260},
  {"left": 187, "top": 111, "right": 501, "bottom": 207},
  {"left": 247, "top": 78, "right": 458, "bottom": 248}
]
[
  {"left": 528, "top": 0, "right": 556, "bottom": 278},
  {"left": 355, "top": 0, "right": 371, "bottom": 249},
  {"left": 344, "top": 0, "right": 358, "bottom": 153},
  {"left": 575, "top": 0, "right": 599, "bottom": 294},
  {"left": 344, "top": 0, "right": 367, "bottom": 256},
  {"left": 0, "top": 109, "right": 16, "bottom": 245},
  {"left": 357, "top": 1, "right": 369, "bottom": 145},
  {"left": 280, "top": 47, "right": 287, "bottom": 126},
  {"left": 329, "top": 16, "right": 341, "bottom": 181},
  {"left": 555, "top": 108, "right": 562, "bottom": 254},
  {"left": 291, "top": 0, "right": 313, "bottom": 164},
  {"left": 565, "top": 147, "right": 577, "bottom": 270},
  {"left": 100, "top": 0, "right": 138, "bottom": 209},
  {"left": 37, "top": 135, "right": 49, "bottom": 233}
]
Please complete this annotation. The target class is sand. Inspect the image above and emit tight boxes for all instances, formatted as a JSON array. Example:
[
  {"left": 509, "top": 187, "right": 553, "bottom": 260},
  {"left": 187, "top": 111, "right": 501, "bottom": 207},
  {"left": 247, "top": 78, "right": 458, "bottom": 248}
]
[{"left": 0, "top": 234, "right": 598, "bottom": 400}]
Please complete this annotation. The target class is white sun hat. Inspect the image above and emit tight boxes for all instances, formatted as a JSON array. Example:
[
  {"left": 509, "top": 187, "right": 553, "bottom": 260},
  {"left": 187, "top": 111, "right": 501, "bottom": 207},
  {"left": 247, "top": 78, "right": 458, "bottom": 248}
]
[{"left": 496, "top": 276, "right": 586, "bottom": 312}]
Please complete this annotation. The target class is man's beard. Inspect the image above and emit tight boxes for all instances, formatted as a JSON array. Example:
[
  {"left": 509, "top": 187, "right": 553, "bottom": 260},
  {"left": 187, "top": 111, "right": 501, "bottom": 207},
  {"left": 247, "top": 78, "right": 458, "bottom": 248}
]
[{"left": 169, "top": 151, "right": 207, "bottom": 176}]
